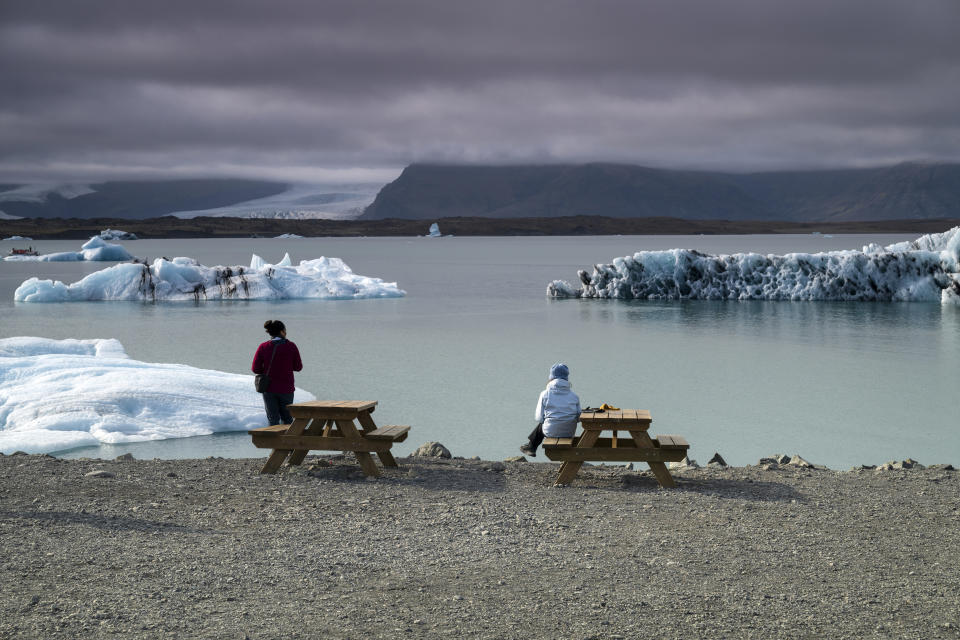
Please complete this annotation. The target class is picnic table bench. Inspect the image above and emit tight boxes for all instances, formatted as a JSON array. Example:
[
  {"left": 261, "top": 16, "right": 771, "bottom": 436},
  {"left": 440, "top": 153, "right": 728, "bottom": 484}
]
[
  {"left": 542, "top": 409, "right": 688, "bottom": 487},
  {"left": 248, "top": 401, "right": 409, "bottom": 477}
]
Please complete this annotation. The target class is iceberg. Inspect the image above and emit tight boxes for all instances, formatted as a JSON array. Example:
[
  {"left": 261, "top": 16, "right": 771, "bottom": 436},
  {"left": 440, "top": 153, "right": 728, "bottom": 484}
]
[
  {"left": 14, "top": 253, "right": 406, "bottom": 302},
  {"left": 548, "top": 227, "right": 960, "bottom": 305},
  {"left": 427, "top": 223, "right": 441, "bottom": 238},
  {"left": 3, "top": 236, "right": 134, "bottom": 262},
  {"left": 3, "top": 235, "right": 32, "bottom": 241},
  {"left": 99, "top": 229, "right": 138, "bottom": 240},
  {"left": 0, "top": 337, "right": 316, "bottom": 454},
  {"left": 273, "top": 233, "right": 304, "bottom": 239}
]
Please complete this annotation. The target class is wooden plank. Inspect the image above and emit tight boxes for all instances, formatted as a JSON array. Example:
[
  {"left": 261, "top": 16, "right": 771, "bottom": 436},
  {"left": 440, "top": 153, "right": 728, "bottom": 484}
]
[
  {"left": 543, "top": 446, "right": 688, "bottom": 463},
  {"left": 648, "top": 462, "right": 676, "bottom": 488},
  {"left": 283, "top": 417, "right": 312, "bottom": 437},
  {"left": 337, "top": 418, "right": 380, "bottom": 477},
  {"left": 251, "top": 434, "right": 394, "bottom": 452},
  {"left": 247, "top": 424, "right": 289, "bottom": 435},
  {"left": 366, "top": 426, "right": 410, "bottom": 441},
  {"left": 376, "top": 449, "right": 399, "bottom": 468},
  {"left": 657, "top": 435, "right": 674, "bottom": 447},
  {"left": 287, "top": 417, "right": 326, "bottom": 466},
  {"left": 554, "top": 430, "right": 599, "bottom": 485},
  {"left": 355, "top": 410, "right": 378, "bottom": 434},
  {"left": 260, "top": 449, "right": 290, "bottom": 474},
  {"left": 611, "top": 431, "right": 618, "bottom": 448},
  {"left": 289, "top": 400, "right": 377, "bottom": 411},
  {"left": 542, "top": 437, "right": 574, "bottom": 448},
  {"left": 657, "top": 434, "right": 688, "bottom": 448}
]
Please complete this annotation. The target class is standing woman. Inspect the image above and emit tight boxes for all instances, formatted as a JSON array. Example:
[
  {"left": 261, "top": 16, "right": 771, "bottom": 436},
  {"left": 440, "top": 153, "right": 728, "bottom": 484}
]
[{"left": 252, "top": 320, "right": 303, "bottom": 425}]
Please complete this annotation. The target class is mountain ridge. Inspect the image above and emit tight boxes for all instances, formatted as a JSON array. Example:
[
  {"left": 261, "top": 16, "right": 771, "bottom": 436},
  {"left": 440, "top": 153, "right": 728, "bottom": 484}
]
[{"left": 362, "top": 162, "right": 960, "bottom": 222}]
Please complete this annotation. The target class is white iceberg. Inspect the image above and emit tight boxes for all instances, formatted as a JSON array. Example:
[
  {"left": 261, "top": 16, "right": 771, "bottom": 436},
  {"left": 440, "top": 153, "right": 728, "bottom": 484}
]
[
  {"left": 0, "top": 337, "right": 316, "bottom": 454},
  {"left": 273, "top": 233, "right": 304, "bottom": 239},
  {"left": 99, "top": 229, "right": 138, "bottom": 240},
  {"left": 548, "top": 226, "right": 960, "bottom": 305},
  {"left": 14, "top": 253, "right": 406, "bottom": 302},
  {"left": 3, "top": 236, "right": 134, "bottom": 262},
  {"left": 2, "top": 235, "right": 32, "bottom": 241},
  {"left": 427, "top": 223, "right": 441, "bottom": 237}
]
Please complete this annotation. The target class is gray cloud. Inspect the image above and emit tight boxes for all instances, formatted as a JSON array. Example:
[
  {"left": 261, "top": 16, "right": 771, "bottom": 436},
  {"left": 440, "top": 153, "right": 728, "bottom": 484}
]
[{"left": 1, "top": 0, "right": 959, "bottom": 182}]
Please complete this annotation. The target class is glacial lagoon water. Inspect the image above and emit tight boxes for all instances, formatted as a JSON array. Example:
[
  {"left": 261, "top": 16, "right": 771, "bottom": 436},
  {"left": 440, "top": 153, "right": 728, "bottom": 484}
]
[{"left": 1, "top": 234, "right": 957, "bottom": 468}]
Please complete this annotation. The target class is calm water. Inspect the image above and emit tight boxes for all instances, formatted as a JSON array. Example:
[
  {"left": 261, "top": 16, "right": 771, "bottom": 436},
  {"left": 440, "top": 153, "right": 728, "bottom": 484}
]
[{"left": 1, "top": 234, "right": 957, "bottom": 468}]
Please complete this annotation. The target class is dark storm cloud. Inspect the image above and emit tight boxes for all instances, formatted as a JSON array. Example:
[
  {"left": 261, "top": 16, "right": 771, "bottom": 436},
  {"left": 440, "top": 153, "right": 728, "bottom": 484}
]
[{"left": 1, "top": 0, "right": 959, "bottom": 181}]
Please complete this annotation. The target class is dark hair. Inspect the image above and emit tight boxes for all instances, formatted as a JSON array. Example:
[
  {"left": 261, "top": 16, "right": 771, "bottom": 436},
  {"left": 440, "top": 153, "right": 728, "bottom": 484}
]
[{"left": 264, "top": 320, "right": 286, "bottom": 337}]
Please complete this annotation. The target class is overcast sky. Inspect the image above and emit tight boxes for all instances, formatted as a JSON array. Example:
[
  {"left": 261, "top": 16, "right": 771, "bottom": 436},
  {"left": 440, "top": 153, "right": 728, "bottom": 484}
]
[{"left": 2, "top": 0, "right": 959, "bottom": 183}]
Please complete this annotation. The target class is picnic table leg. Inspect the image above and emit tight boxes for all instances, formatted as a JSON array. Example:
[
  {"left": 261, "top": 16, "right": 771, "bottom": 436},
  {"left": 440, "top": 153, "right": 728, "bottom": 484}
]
[
  {"left": 287, "top": 417, "right": 322, "bottom": 466},
  {"left": 629, "top": 429, "right": 677, "bottom": 488},
  {"left": 554, "top": 430, "right": 599, "bottom": 485},
  {"left": 356, "top": 411, "right": 399, "bottom": 469},
  {"left": 260, "top": 449, "right": 291, "bottom": 474},
  {"left": 336, "top": 419, "right": 381, "bottom": 477},
  {"left": 259, "top": 417, "right": 311, "bottom": 473}
]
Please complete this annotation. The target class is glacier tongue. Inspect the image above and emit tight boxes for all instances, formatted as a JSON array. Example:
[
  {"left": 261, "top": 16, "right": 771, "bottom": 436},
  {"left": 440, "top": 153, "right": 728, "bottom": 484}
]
[
  {"left": 14, "top": 253, "right": 405, "bottom": 302},
  {"left": 548, "top": 226, "right": 960, "bottom": 305}
]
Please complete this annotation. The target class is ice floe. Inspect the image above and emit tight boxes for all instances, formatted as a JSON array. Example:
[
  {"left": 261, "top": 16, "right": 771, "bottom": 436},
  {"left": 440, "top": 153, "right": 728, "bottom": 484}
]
[
  {"left": 0, "top": 337, "right": 315, "bottom": 454},
  {"left": 14, "top": 253, "right": 405, "bottom": 302},
  {"left": 548, "top": 227, "right": 960, "bottom": 305},
  {"left": 2, "top": 235, "right": 32, "bottom": 241},
  {"left": 273, "top": 233, "right": 304, "bottom": 239},
  {"left": 3, "top": 236, "right": 134, "bottom": 262}
]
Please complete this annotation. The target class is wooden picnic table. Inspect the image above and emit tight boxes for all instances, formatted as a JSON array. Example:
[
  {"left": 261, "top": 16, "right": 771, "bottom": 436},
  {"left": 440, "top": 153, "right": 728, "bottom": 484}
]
[
  {"left": 542, "top": 409, "right": 689, "bottom": 487},
  {"left": 248, "top": 400, "right": 409, "bottom": 477}
]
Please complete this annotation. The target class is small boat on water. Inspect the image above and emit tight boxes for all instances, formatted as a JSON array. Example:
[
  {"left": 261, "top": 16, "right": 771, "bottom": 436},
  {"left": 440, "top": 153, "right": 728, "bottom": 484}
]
[{"left": 8, "top": 247, "right": 39, "bottom": 256}]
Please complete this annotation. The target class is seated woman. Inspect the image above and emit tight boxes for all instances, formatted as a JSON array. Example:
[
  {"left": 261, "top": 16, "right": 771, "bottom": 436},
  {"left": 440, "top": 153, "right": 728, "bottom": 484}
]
[{"left": 520, "top": 363, "right": 581, "bottom": 457}]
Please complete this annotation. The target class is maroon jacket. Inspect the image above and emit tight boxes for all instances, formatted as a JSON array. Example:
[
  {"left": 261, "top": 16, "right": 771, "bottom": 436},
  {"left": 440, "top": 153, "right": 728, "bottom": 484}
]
[{"left": 251, "top": 338, "right": 303, "bottom": 394}]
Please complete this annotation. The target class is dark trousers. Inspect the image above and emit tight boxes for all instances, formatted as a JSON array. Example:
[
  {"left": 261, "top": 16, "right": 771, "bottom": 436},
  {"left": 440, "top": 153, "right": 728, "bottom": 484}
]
[
  {"left": 527, "top": 422, "right": 545, "bottom": 452},
  {"left": 262, "top": 392, "right": 295, "bottom": 425}
]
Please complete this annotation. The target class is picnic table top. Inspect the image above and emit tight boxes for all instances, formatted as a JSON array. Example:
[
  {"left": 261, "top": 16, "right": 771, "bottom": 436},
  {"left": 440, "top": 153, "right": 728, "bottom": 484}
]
[
  {"left": 579, "top": 409, "right": 651, "bottom": 428},
  {"left": 287, "top": 400, "right": 377, "bottom": 418}
]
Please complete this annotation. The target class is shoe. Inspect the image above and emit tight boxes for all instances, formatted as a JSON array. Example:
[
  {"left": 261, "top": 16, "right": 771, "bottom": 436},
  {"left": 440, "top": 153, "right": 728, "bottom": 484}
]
[{"left": 519, "top": 444, "right": 536, "bottom": 457}]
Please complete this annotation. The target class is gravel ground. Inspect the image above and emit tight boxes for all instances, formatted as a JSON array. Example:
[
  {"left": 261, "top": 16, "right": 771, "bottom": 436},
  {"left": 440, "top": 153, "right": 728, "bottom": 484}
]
[{"left": 1, "top": 451, "right": 958, "bottom": 640}]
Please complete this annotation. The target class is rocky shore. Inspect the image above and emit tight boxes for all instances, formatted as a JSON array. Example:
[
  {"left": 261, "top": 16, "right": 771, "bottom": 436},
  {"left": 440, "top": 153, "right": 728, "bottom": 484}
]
[{"left": 1, "top": 451, "right": 958, "bottom": 639}]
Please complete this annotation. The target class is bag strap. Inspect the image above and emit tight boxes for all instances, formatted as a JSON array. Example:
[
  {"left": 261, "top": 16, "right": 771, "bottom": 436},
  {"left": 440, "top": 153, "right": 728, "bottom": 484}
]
[{"left": 264, "top": 341, "right": 280, "bottom": 376}]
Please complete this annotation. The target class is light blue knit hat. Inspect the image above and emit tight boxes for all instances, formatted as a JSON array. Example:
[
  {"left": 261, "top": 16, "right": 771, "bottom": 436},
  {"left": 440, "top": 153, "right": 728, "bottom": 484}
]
[{"left": 549, "top": 363, "right": 569, "bottom": 380}]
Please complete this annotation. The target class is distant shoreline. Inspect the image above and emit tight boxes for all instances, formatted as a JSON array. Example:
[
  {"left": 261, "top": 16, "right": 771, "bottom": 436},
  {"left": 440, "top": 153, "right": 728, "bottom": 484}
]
[{"left": 2, "top": 215, "right": 959, "bottom": 240}]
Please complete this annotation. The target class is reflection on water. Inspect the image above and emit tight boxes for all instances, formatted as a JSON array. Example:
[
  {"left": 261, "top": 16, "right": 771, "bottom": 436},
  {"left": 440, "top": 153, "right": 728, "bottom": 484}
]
[{"left": 2, "top": 235, "right": 958, "bottom": 468}]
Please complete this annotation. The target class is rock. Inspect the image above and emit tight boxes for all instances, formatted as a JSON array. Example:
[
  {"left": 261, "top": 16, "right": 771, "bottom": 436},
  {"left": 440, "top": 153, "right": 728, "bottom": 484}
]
[
  {"left": 929, "top": 463, "right": 955, "bottom": 471},
  {"left": 877, "top": 459, "right": 925, "bottom": 471},
  {"left": 760, "top": 453, "right": 791, "bottom": 465},
  {"left": 411, "top": 442, "right": 451, "bottom": 458},
  {"left": 707, "top": 453, "right": 727, "bottom": 467},
  {"left": 10, "top": 451, "right": 28, "bottom": 456},
  {"left": 485, "top": 462, "right": 506, "bottom": 472},
  {"left": 504, "top": 456, "right": 527, "bottom": 462},
  {"left": 308, "top": 460, "right": 332, "bottom": 469},
  {"left": 84, "top": 470, "right": 115, "bottom": 478},
  {"left": 669, "top": 456, "right": 699, "bottom": 469},
  {"left": 788, "top": 455, "right": 814, "bottom": 469},
  {"left": 850, "top": 464, "right": 876, "bottom": 471},
  {"left": 115, "top": 453, "right": 134, "bottom": 461}
]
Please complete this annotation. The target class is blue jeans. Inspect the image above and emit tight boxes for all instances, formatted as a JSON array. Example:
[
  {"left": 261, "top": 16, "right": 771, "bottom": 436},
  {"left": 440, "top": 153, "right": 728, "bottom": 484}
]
[{"left": 262, "top": 392, "right": 295, "bottom": 425}]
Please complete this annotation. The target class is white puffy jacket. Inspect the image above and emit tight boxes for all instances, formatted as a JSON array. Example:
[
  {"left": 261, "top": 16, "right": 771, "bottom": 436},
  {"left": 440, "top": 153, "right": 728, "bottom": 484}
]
[{"left": 535, "top": 378, "right": 581, "bottom": 437}]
